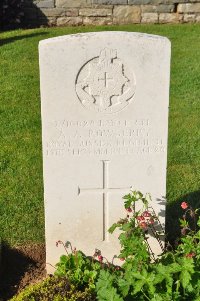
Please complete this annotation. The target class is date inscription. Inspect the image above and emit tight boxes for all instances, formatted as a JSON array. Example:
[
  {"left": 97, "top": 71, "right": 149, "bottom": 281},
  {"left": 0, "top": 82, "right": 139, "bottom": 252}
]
[{"left": 45, "top": 119, "right": 165, "bottom": 157}]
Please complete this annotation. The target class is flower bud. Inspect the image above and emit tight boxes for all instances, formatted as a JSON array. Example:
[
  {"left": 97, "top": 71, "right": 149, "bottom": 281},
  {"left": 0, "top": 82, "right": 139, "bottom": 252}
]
[
  {"left": 143, "top": 211, "right": 151, "bottom": 217},
  {"left": 181, "top": 202, "right": 188, "bottom": 209},
  {"left": 98, "top": 255, "right": 103, "bottom": 262},
  {"left": 126, "top": 207, "right": 132, "bottom": 212}
]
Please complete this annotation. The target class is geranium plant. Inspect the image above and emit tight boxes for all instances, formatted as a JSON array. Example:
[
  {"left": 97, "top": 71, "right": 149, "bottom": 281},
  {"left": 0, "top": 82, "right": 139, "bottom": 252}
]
[{"left": 55, "top": 190, "right": 200, "bottom": 301}]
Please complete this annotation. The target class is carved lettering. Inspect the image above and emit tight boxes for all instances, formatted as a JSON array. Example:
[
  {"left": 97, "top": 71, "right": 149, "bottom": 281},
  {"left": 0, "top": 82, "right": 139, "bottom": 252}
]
[{"left": 46, "top": 119, "right": 165, "bottom": 157}]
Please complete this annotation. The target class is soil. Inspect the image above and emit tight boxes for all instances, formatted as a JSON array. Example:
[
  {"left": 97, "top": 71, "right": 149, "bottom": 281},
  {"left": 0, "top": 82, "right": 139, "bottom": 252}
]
[{"left": 0, "top": 243, "right": 46, "bottom": 301}]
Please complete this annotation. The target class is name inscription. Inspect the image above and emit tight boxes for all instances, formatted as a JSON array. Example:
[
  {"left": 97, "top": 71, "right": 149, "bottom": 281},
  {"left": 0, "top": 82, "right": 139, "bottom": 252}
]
[{"left": 45, "top": 119, "right": 165, "bottom": 157}]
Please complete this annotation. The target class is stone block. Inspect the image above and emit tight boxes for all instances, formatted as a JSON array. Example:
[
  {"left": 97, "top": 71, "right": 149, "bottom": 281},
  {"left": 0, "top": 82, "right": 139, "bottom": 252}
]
[
  {"left": 40, "top": 8, "right": 65, "bottom": 17},
  {"left": 196, "top": 14, "right": 200, "bottom": 22},
  {"left": 183, "top": 13, "right": 196, "bottom": 22},
  {"left": 47, "top": 17, "right": 57, "bottom": 25},
  {"left": 129, "top": 0, "right": 186, "bottom": 4},
  {"left": 178, "top": 3, "right": 200, "bottom": 13},
  {"left": 159, "top": 13, "right": 182, "bottom": 23},
  {"left": 35, "top": 0, "right": 55, "bottom": 8},
  {"left": 83, "top": 16, "right": 113, "bottom": 24},
  {"left": 66, "top": 9, "right": 79, "bottom": 17},
  {"left": 141, "top": 12, "right": 158, "bottom": 22},
  {"left": 129, "top": 0, "right": 159, "bottom": 5},
  {"left": 79, "top": 8, "right": 112, "bottom": 16},
  {"left": 56, "top": 0, "right": 92, "bottom": 8},
  {"left": 141, "top": 4, "right": 174, "bottom": 13},
  {"left": 113, "top": 5, "right": 141, "bottom": 23},
  {"left": 92, "top": 0, "right": 127, "bottom": 4},
  {"left": 57, "top": 16, "right": 83, "bottom": 25},
  {"left": 90, "top": 4, "right": 114, "bottom": 8}
]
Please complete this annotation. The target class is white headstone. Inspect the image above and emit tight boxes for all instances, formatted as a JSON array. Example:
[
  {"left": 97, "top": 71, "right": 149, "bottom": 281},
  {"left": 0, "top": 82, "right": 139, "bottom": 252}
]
[{"left": 39, "top": 32, "right": 171, "bottom": 273}]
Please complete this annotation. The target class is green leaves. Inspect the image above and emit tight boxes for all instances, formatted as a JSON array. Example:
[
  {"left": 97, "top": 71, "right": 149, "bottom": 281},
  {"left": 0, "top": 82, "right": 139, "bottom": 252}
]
[
  {"left": 197, "top": 216, "right": 200, "bottom": 227},
  {"left": 96, "top": 271, "right": 123, "bottom": 301},
  {"left": 178, "top": 257, "right": 194, "bottom": 289},
  {"left": 117, "top": 278, "right": 130, "bottom": 297},
  {"left": 55, "top": 250, "right": 101, "bottom": 291},
  {"left": 108, "top": 223, "right": 120, "bottom": 234},
  {"left": 53, "top": 191, "right": 200, "bottom": 301}
]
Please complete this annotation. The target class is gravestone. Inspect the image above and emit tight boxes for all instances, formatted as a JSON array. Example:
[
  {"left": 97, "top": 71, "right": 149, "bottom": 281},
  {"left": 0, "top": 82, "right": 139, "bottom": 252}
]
[{"left": 39, "top": 32, "right": 171, "bottom": 273}]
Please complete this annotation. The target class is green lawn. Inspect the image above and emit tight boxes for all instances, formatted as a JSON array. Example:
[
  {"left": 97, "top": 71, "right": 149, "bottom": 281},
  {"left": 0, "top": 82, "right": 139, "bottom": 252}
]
[{"left": 1, "top": 24, "right": 200, "bottom": 246}]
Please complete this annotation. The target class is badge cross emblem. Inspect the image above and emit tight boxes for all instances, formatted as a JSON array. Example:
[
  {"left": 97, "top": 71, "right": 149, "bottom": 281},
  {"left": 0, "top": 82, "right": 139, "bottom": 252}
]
[{"left": 76, "top": 48, "right": 136, "bottom": 113}]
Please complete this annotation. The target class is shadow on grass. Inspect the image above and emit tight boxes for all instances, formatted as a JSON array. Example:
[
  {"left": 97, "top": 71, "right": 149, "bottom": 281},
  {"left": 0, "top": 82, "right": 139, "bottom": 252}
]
[
  {"left": 0, "top": 0, "right": 49, "bottom": 31},
  {"left": 0, "top": 32, "right": 48, "bottom": 47},
  {"left": 166, "top": 190, "right": 200, "bottom": 247},
  {"left": 0, "top": 242, "right": 46, "bottom": 301}
]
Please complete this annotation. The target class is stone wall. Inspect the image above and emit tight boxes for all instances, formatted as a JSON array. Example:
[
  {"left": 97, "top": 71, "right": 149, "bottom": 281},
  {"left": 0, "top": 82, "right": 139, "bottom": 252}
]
[{"left": 23, "top": 0, "right": 200, "bottom": 26}]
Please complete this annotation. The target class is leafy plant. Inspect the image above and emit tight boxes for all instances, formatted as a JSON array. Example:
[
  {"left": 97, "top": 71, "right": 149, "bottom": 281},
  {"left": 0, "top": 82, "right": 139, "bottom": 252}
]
[
  {"left": 11, "top": 276, "right": 96, "bottom": 301},
  {"left": 95, "top": 191, "right": 200, "bottom": 300},
  {"left": 27, "top": 190, "right": 200, "bottom": 300},
  {"left": 55, "top": 241, "right": 104, "bottom": 292}
]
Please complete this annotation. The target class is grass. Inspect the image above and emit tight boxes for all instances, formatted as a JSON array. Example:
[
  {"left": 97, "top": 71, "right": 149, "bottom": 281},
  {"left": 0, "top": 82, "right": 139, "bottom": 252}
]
[{"left": 0, "top": 24, "right": 200, "bottom": 246}]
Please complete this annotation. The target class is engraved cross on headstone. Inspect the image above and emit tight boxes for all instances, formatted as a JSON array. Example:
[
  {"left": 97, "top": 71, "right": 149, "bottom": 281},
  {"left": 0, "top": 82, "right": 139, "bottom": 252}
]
[
  {"left": 78, "top": 160, "right": 131, "bottom": 242},
  {"left": 98, "top": 72, "right": 114, "bottom": 88}
]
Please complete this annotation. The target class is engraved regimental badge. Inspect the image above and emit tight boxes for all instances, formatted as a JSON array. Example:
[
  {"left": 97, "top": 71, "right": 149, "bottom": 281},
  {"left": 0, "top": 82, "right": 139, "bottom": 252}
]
[{"left": 75, "top": 48, "right": 136, "bottom": 113}]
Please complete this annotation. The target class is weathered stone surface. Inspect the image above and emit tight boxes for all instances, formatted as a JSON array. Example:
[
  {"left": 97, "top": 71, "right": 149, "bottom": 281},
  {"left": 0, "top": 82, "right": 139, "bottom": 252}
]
[
  {"left": 23, "top": 0, "right": 200, "bottom": 26},
  {"left": 47, "top": 16, "right": 57, "bottom": 25},
  {"left": 183, "top": 13, "right": 196, "bottom": 21},
  {"left": 92, "top": 0, "right": 127, "bottom": 4},
  {"left": 141, "top": 4, "right": 174, "bottom": 12},
  {"left": 35, "top": 0, "right": 55, "bottom": 8},
  {"left": 196, "top": 14, "right": 200, "bottom": 22},
  {"left": 40, "top": 8, "right": 65, "bottom": 16},
  {"left": 129, "top": 0, "right": 160, "bottom": 5},
  {"left": 83, "top": 16, "right": 113, "bottom": 24},
  {"left": 39, "top": 32, "right": 170, "bottom": 273},
  {"left": 129, "top": 0, "right": 187, "bottom": 3},
  {"left": 113, "top": 5, "right": 141, "bottom": 23},
  {"left": 159, "top": 12, "right": 182, "bottom": 22},
  {"left": 57, "top": 16, "right": 83, "bottom": 25},
  {"left": 141, "top": 12, "right": 158, "bottom": 22},
  {"left": 178, "top": 3, "right": 200, "bottom": 13},
  {"left": 56, "top": 0, "right": 91, "bottom": 8},
  {"left": 91, "top": 4, "right": 114, "bottom": 6},
  {"left": 79, "top": 8, "right": 112, "bottom": 16},
  {"left": 66, "top": 8, "right": 79, "bottom": 16}
]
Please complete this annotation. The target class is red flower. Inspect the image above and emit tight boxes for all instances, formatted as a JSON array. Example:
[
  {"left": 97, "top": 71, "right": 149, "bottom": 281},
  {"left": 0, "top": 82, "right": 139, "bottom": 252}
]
[
  {"left": 186, "top": 252, "right": 195, "bottom": 258},
  {"left": 181, "top": 202, "right": 188, "bottom": 209},
  {"left": 126, "top": 207, "right": 132, "bottom": 212},
  {"left": 139, "top": 222, "right": 148, "bottom": 229},
  {"left": 143, "top": 211, "right": 151, "bottom": 218},
  {"left": 98, "top": 255, "right": 103, "bottom": 262},
  {"left": 137, "top": 216, "right": 145, "bottom": 221}
]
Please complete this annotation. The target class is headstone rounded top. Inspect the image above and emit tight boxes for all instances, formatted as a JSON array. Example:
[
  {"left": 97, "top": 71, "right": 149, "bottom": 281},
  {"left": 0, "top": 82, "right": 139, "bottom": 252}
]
[{"left": 39, "top": 31, "right": 171, "bottom": 47}]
